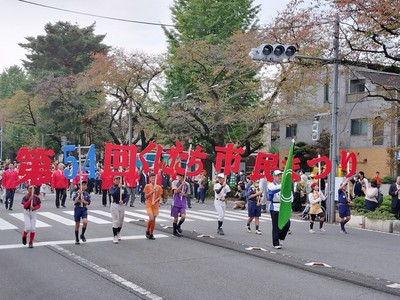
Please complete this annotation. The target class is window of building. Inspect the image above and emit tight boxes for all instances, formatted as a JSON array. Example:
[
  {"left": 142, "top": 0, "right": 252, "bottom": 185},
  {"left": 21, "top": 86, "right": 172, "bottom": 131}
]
[
  {"left": 351, "top": 119, "right": 368, "bottom": 135},
  {"left": 286, "top": 124, "right": 297, "bottom": 138},
  {"left": 349, "top": 79, "right": 366, "bottom": 93},
  {"left": 372, "top": 116, "right": 384, "bottom": 145}
]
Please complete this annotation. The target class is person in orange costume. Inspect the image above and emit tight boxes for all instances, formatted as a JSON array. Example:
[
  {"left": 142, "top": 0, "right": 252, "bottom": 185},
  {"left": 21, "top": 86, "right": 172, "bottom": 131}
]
[{"left": 144, "top": 173, "right": 163, "bottom": 240}]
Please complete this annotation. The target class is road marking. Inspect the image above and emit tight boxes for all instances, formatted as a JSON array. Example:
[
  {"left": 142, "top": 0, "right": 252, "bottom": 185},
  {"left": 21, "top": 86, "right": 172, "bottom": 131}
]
[
  {"left": 63, "top": 211, "right": 112, "bottom": 224},
  {"left": 90, "top": 210, "right": 137, "bottom": 223},
  {"left": 0, "top": 218, "right": 18, "bottom": 230},
  {"left": 0, "top": 234, "right": 169, "bottom": 250},
  {"left": 51, "top": 244, "right": 163, "bottom": 299},
  {"left": 10, "top": 213, "right": 52, "bottom": 228},
  {"left": 38, "top": 212, "right": 76, "bottom": 226},
  {"left": 124, "top": 211, "right": 169, "bottom": 222}
]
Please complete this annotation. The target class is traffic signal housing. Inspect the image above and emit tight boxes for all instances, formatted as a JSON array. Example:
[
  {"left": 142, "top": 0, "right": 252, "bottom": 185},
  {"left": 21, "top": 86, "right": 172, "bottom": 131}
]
[
  {"left": 311, "top": 120, "right": 320, "bottom": 141},
  {"left": 250, "top": 44, "right": 297, "bottom": 62}
]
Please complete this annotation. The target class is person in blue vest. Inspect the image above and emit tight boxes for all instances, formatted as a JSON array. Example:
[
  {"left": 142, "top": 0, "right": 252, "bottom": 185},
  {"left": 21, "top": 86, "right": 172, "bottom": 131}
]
[
  {"left": 267, "top": 170, "right": 291, "bottom": 249},
  {"left": 72, "top": 180, "right": 91, "bottom": 245}
]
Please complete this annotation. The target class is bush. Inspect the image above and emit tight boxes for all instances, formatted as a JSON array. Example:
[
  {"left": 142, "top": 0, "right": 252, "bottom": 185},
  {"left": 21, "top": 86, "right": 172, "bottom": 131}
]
[
  {"left": 351, "top": 195, "right": 396, "bottom": 220},
  {"left": 382, "top": 176, "right": 396, "bottom": 184}
]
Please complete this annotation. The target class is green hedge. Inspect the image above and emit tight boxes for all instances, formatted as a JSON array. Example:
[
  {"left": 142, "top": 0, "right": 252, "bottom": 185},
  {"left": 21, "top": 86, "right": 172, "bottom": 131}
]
[{"left": 351, "top": 196, "right": 396, "bottom": 220}]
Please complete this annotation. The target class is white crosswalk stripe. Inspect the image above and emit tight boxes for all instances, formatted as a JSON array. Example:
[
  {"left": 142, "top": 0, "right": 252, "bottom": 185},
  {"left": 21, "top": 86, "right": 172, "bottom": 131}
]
[
  {"left": 0, "top": 207, "right": 305, "bottom": 231},
  {"left": 38, "top": 212, "right": 76, "bottom": 226},
  {"left": 63, "top": 211, "right": 111, "bottom": 224},
  {"left": 0, "top": 218, "right": 18, "bottom": 230},
  {"left": 9, "top": 213, "right": 52, "bottom": 228}
]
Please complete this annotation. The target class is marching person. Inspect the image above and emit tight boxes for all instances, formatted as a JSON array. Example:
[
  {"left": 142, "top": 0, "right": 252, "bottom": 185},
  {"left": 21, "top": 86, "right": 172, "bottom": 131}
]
[
  {"left": 144, "top": 173, "right": 163, "bottom": 240},
  {"left": 21, "top": 185, "right": 41, "bottom": 248},
  {"left": 338, "top": 179, "right": 352, "bottom": 234},
  {"left": 51, "top": 163, "right": 69, "bottom": 208},
  {"left": 125, "top": 168, "right": 138, "bottom": 207},
  {"left": 109, "top": 176, "right": 128, "bottom": 244},
  {"left": 3, "top": 162, "right": 19, "bottom": 210},
  {"left": 72, "top": 180, "right": 91, "bottom": 245},
  {"left": 308, "top": 182, "right": 326, "bottom": 233},
  {"left": 100, "top": 167, "right": 113, "bottom": 207},
  {"left": 267, "top": 170, "right": 291, "bottom": 249},
  {"left": 171, "top": 172, "right": 190, "bottom": 237},
  {"left": 214, "top": 173, "right": 231, "bottom": 235},
  {"left": 246, "top": 179, "right": 262, "bottom": 235}
]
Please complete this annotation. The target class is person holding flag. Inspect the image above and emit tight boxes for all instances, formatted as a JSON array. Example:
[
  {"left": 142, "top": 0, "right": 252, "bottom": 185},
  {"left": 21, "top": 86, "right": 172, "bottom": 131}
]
[
  {"left": 72, "top": 180, "right": 91, "bottom": 245},
  {"left": 21, "top": 185, "right": 41, "bottom": 248},
  {"left": 268, "top": 141, "right": 294, "bottom": 249},
  {"left": 144, "top": 173, "right": 163, "bottom": 240},
  {"left": 109, "top": 176, "right": 129, "bottom": 244}
]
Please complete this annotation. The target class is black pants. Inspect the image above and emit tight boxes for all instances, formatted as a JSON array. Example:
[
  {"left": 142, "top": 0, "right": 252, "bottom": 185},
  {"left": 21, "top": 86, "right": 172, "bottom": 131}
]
[
  {"left": 55, "top": 188, "right": 67, "bottom": 207},
  {"left": 292, "top": 192, "right": 302, "bottom": 212},
  {"left": 6, "top": 189, "right": 15, "bottom": 209},
  {"left": 270, "top": 210, "right": 291, "bottom": 247},
  {"left": 102, "top": 190, "right": 111, "bottom": 206}
]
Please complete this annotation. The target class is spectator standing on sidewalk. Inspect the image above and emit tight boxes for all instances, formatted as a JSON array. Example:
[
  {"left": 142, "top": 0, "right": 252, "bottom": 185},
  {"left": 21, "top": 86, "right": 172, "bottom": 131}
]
[{"left": 389, "top": 176, "right": 400, "bottom": 219}]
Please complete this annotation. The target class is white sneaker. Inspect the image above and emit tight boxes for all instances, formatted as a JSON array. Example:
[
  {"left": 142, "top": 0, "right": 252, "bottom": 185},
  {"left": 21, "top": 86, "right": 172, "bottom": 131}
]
[
  {"left": 246, "top": 226, "right": 251, "bottom": 233},
  {"left": 113, "top": 236, "right": 118, "bottom": 244},
  {"left": 117, "top": 232, "right": 121, "bottom": 241},
  {"left": 320, "top": 228, "right": 326, "bottom": 232},
  {"left": 274, "top": 245, "right": 282, "bottom": 249},
  {"left": 255, "top": 230, "right": 262, "bottom": 235},
  {"left": 309, "top": 229, "right": 315, "bottom": 234}
]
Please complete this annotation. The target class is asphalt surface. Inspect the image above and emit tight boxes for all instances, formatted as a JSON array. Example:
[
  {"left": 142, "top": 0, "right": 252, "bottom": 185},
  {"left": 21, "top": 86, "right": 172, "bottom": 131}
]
[{"left": 0, "top": 191, "right": 399, "bottom": 299}]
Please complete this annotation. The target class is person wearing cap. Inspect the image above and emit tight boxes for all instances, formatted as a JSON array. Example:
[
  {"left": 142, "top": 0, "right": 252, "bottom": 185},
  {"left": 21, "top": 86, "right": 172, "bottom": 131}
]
[
  {"left": 214, "top": 173, "right": 231, "bottom": 235},
  {"left": 308, "top": 182, "right": 326, "bottom": 233},
  {"left": 109, "top": 175, "right": 129, "bottom": 244},
  {"left": 72, "top": 180, "right": 91, "bottom": 245},
  {"left": 267, "top": 170, "right": 291, "bottom": 249},
  {"left": 144, "top": 173, "right": 163, "bottom": 240},
  {"left": 171, "top": 173, "right": 190, "bottom": 237},
  {"left": 51, "top": 163, "right": 69, "bottom": 208},
  {"left": 21, "top": 185, "right": 41, "bottom": 248},
  {"left": 246, "top": 179, "right": 262, "bottom": 235}
]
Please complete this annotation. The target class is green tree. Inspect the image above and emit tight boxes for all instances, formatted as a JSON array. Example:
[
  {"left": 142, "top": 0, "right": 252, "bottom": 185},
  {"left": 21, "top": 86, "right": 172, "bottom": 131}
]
[
  {"left": 0, "top": 65, "right": 32, "bottom": 99},
  {"left": 19, "top": 21, "right": 109, "bottom": 77},
  {"left": 162, "top": 0, "right": 267, "bottom": 156}
]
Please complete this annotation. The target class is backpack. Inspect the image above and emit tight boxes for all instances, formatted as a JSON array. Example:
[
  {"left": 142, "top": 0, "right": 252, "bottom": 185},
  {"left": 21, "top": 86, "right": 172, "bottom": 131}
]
[{"left": 376, "top": 192, "right": 383, "bottom": 206}]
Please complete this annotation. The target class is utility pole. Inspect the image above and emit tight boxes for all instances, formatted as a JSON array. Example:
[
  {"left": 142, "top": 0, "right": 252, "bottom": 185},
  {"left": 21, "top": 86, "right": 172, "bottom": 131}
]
[{"left": 327, "top": 14, "right": 340, "bottom": 223}]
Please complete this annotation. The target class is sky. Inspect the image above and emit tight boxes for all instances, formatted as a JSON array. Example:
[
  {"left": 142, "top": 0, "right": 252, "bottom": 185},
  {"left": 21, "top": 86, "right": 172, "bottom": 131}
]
[{"left": 0, "top": 0, "right": 292, "bottom": 72}]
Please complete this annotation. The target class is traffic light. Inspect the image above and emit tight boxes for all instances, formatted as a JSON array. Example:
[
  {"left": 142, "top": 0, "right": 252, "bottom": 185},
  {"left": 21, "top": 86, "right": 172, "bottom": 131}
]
[
  {"left": 311, "top": 120, "right": 320, "bottom": 141},
  {"left": 250, "top": 44, "right": 297, "bottom": 62}
]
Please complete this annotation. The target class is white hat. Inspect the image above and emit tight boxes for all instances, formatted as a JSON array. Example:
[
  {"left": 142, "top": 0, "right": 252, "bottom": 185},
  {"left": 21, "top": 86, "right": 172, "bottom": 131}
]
[
  {"left": 273, "top": 170, "right": 283, "bottom": 176},
  {"left": 217, "top": 173, "right": 225, "bottom": 178}
]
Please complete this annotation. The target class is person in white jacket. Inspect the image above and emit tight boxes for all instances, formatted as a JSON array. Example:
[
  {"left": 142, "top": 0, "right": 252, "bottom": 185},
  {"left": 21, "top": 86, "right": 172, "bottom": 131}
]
[{"left": 308, "top": 182, "right": 326, "bottom": 233}]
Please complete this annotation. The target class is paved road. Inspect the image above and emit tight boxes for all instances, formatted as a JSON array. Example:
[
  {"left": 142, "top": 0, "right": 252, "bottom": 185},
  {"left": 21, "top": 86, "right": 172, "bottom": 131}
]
[{"left": 0, "top": 191, "right": 399, "bottom": 299}]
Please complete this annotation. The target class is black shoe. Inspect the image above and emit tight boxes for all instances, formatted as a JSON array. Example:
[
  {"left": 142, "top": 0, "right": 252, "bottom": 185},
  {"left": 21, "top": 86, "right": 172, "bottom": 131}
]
[
  {"left": 130, "top": 204, "right": 134, "bottom": 207},
  {"left": 177, "top": 226, "right": 182, "bottom": 233},
  {"left": 5, "top": 203, "right": 8, "bottom": 209},
  {"left": 80, "top": 235, "right": 86, "bottom": 242},
  {"left": 56, "top": 206, "right": 60, "bottom": 208},
  {"left": 149, "top": 234, "right": 155, "bottom": 240},
  {"left": 241, "top": 206, "right": 246, "bottom": 210},
  {"left": 75, "top": 240, "right": 80, "bottom": 245},
  {"left": 22, "top": 236, "right": 27, "bottom": 245},
  {"left": 28, "top": 242, "right": 33, "bottom": 248},
  {"left": 146, "top": 231, "right": 150, "bottom": 239},
  {"left": 0, "top": 199, "right": 2, "bottom": 203},
  {"left": 8, "top": 208, "right": 12, "bottom": 211},
  {"left": 173, "top": 231, "right": 182, "bottom": 237},
  {"left": 62, "top": 205, "right": 66, "bottom": 208}
]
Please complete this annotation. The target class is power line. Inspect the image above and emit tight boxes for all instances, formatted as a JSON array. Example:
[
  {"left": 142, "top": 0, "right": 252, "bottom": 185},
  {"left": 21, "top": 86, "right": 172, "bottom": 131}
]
[
  {"left": 18, "top": 0, "right": 176, "bottom": 27},
  {"left": 18, "top": 0, "right": 333, "bottom": 31}
]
